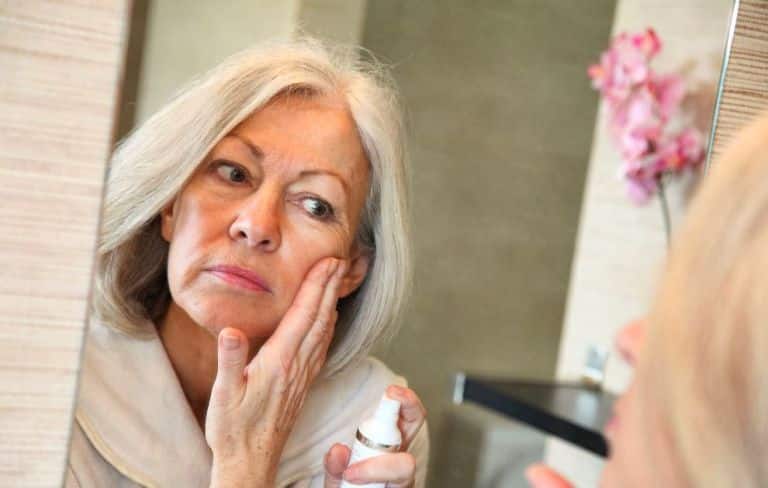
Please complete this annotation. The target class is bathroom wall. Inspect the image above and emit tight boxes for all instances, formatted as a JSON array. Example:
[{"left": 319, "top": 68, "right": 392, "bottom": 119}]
[
  {"left": 0, "top": 2, "right": 129, "bottom": 485},
  {"left": 296, "top": 0, "right": 368, "bottom": 45},
  {"left": 133, "top": 0, "right": 300, "bottom": 124},
  {"left": 125, "top": 0, "right": 370, "bottom": 131},
  {"left": 360, "top": 1, "right": 616, "bottom": 484},
  {"left": 545, "top": 0, "right": 734, "bottom": 484}
]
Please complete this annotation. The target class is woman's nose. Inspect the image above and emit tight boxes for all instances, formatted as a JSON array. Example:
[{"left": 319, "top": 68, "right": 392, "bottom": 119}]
[
  {"left": 615, "top": 318, "right": 646, "bottom": 366},
  {"left": 228, "top": 189, "right": 282, "bottom": 252}
]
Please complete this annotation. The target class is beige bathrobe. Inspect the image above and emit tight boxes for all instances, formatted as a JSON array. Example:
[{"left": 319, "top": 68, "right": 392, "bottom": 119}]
[{"left": 65, "top": 320, "right": 429, "bottom": 487}]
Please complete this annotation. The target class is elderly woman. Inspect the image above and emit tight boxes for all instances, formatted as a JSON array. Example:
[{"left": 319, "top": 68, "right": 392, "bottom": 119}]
[
  {"left": 527, "top": 113, "right": 768, "bottom": 487},
  {"left": 66, "top": 39, "right": 428, "bottom": 487}
]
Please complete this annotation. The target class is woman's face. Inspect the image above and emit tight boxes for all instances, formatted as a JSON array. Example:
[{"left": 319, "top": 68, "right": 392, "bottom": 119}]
[
  {"left": 601, "top": 320, "right": 687, "bottom": 487},
  {"left": 160, "top": 95, "right": 371, "bottom": 341}
]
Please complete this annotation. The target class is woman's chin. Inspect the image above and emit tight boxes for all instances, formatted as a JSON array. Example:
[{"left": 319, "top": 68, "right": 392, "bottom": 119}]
[
  {"left": 188, "top": 307, "right": 279, "bottom": 342},
  {"left": 169, "top": 292, "right": 284, "bottom": 342}
]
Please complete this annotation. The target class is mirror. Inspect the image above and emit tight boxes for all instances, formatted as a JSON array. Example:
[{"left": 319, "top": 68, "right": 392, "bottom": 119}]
[{"left": 63, "top": 1, "right": 735, "bottom": 487}]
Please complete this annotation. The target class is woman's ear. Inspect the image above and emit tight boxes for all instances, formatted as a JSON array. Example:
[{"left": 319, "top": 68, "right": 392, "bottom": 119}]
[
  {"left": 160, "top": 198, "right": 178, "bottom": 243},
  {"left": 338, "top": 246, "right": 371, "bottom": 299}
]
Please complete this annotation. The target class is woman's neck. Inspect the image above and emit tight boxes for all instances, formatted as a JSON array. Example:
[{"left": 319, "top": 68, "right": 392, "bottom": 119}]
[
  {"left": 158, "top": 302, "right": 219, "bottom": 430},
  {"left": 158, "top": 302, "right": 267, "bottom": 430}
]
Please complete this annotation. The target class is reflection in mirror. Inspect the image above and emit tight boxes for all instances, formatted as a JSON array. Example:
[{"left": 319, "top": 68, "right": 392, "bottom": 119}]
[{"left": 65, "top": 1, "right": 734, "bottom": 487}]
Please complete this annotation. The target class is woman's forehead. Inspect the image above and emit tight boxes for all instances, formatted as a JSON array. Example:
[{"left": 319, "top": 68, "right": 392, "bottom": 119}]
[
  {"left": 225, "top": 96, "right": 370, "bottom": 181},
  {"left": 236, "top": 93, "right": 354, "bottom": 136}
]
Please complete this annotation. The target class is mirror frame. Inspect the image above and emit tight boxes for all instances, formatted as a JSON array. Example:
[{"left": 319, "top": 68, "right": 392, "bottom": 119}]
[{"left": 707, "top": 0, "right": 768, "bottom": 168}]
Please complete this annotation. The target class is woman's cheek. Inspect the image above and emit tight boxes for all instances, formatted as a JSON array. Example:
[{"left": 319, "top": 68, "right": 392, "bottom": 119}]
[
  {"left": 276, "top": 232, "right": 342, "bottom": 305},
  {"left": 286, "top": 212, "right": 351, "bottom": 256},
  {"left": 166, "top": 239, "right": 193, "bottom": 295}
]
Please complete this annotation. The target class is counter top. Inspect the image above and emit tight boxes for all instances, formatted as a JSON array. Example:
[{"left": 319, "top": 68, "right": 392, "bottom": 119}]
[{"left": 453, "top": 374, "right": 616, "bottom": 457}]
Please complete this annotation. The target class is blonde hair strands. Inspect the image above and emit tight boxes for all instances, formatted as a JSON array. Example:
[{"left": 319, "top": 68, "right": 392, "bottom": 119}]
[{"left": 642, "top": 113, "right": 768, "bottom": 487}]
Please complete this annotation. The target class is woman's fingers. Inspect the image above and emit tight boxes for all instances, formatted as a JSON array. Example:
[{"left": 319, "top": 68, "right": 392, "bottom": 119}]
[
  {"left": 323, "top": 443, "right": 351, "bottom": 488},
  {"left": 385, "top": 385, "right": 426, "bottom": 450},
  {"left": 301, "top": 260, "right": 348, "bottom": 358},
  {"left": 615, "top": 318, "right": 645, "bottom": 366},
  {"left": 326, "top": 387, "right": 424, "bottom": 487},
  {"left": 525, "top": 464, "right": 574, "bottom": 488},
  {"left": 343, "top": 452, "right": 416, "bottom": 488},
  {"left": 265, "top": 258, "right": 339, "bottom": 358},
  {"left": 209, "top": 327, "right": 248, "bottom": 406}
]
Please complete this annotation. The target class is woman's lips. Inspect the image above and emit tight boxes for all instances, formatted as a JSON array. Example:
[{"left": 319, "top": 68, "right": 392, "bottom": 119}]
[{"left": 207, "top": 265, "right": 272, "bottom": 293}]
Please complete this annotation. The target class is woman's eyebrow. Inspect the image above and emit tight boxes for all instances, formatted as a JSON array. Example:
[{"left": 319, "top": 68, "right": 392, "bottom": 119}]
[
  {"left": 228, "top": 134, "right": 263, "bottom": 161},
  {"left": 227, "top": 133, "right": 350, "bottom": 195},
  {"left": 299, "top": 169, "right": 350, "bottom": 194}
]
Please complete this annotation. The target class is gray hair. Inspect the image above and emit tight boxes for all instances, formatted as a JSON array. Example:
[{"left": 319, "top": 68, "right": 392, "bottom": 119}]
[{"left": 92, "top": 38, "right": 412, "bottom": 376}]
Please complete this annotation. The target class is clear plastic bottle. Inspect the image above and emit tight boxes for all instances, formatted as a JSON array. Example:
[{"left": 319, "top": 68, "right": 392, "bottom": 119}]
[{"left": 339, "top": 395, "right": 402, "bottom": 488}]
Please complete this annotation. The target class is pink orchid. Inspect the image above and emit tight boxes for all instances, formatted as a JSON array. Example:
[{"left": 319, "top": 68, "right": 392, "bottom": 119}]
[
  {"left": 676, "top": 128, "right": 705, "bottom": 163},
  {"left": 617, "top": 87, "right": 656, "bottom": 127},
  {"left": 655, "top": 128, "right": 705, "bottom": 173},
  {"left": 618, "top": 130, "right": 651, "bottom": 161},
  {"left": 588, "top": 28, "right": 705, "bottom": 209},
  {"left": 623, "top": 159, "right": 659, "bottom": 205},
  {"left": 617, "top": 127, "right": 655, "bottom": 160},
  {"left": 611, "top": 88, "right": 663, "bottom": 159},
  {"left": 588, "top": 29, "right": 662, "bottom": 105},
  {"left": 630, "top": 29, "right": 661, "bottom": 58},
  {"left": 651, "top": 73, "right": 685, "bottom": 120}
]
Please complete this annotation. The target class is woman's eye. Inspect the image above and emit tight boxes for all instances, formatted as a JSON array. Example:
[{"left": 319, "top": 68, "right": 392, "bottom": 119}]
[
  {"left": 215, "top": 163, "right": 248, "bottom": 183},
  {"left": 302, "top": 197, "right": 334, "bottom": 220}
]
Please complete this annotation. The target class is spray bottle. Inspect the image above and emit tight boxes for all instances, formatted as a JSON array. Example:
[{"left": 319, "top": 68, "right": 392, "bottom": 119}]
[{"left": 339, "top": 394, "right": 402, "bottom": 488}]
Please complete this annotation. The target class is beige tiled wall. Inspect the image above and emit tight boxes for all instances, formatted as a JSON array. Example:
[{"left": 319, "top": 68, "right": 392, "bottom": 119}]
[
  {"left": 709, "top": 0, "right": 768, "bottom": 162},
  {"left": 0, "top": 2, "right": 129, "bottom": 485}
]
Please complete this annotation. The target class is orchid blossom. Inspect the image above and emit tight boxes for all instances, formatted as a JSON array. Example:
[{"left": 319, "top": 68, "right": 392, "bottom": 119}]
[{"left": 588, "top": 28, "right": 704, "bottom": 207}]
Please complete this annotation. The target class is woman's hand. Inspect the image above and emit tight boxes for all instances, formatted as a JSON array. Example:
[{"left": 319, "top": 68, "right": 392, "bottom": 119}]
[
  {"left": 322, "top": 385, "right": 427, "bottom": 488},
  {"left": 525, "top": 464, "right": 574, "bottom": 488},
  {"left": 206, "top": 257, "right": 348, "bottom": 487}
]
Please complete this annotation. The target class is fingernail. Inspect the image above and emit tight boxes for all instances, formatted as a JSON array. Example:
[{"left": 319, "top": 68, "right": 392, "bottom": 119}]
[{"left": 222, "top": 332, "right": 240, "bottom": 350}]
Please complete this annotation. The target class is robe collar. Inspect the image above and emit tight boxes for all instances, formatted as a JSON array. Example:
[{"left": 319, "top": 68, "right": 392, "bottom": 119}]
[{"left": 75, "top": 320, "right": 398, "bottom": 487}]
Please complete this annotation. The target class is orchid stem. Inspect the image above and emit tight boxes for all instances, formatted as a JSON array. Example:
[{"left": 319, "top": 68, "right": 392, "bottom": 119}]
[{"left": 657, "top": 173, "right": 671, "bottom": 247}]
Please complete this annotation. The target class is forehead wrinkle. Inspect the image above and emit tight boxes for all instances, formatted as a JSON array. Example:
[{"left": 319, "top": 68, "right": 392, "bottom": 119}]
[
  {"left": 231, "top": 131, "right": 361, "bottom": 195},
  {"left": 226, "top": 100, "right": 370, "bottom": 211}
]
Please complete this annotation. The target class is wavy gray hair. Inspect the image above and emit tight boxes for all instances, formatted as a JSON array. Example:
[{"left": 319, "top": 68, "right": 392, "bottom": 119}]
[{"left": 92, "top": 38, "right": 411, "bottom": 375}]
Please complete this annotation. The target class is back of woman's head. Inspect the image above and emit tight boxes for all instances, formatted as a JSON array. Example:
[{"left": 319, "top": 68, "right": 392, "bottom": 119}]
[
  {"left": 94, "top": 38, "right": 412, "bottom": 376},
  {"left": 643, "top": 112, "right": 768, "bottom": 486}
]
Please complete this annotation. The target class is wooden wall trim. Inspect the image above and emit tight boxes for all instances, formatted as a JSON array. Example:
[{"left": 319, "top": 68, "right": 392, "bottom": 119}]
[
  {"left": 0, "top": 2, "right": 129, "bottom": 485},
  {"left": 709, "top": 0, "right": 768, "bottom": 163}
]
